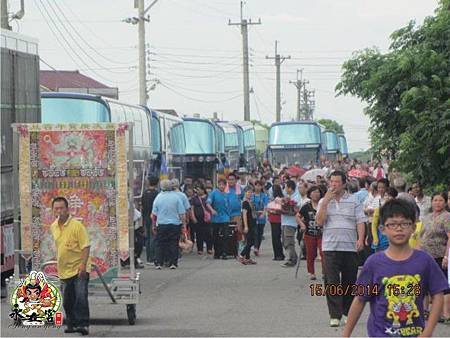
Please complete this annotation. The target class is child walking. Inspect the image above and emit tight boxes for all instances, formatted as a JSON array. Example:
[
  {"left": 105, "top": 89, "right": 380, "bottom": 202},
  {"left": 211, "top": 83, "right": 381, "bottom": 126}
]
[
  {"left": 343, "top": 199, "right": 448, "bottom": 337},
  {"left": 238, "top": 186, "right": 257, "bottom": 265}
]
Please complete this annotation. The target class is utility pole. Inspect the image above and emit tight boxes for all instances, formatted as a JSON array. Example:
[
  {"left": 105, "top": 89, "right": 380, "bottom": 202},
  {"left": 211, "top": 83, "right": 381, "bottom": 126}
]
[
  {"left": 229, "top": 1, "right": 261, "bottom": 122},
  {"left": 1, "top": 0, "right": 10, "bottom": 30},
  {"left": 131, "top": 0, "right": 159, "bottom": 106},
  {"left": 137, "top": 0, "right": 146, "bottom": 105},
  {"left": 266, "top": 41, "right": 290, "bottom": 122},
  {"left": 289, "top": 69, "right": 303, "bottom": 120},
  {"left": 307, "top": 89, "right": 315, "bottom": 120},
  {"left": 301, "top": 81, "right": 309, "bottom": 120}
]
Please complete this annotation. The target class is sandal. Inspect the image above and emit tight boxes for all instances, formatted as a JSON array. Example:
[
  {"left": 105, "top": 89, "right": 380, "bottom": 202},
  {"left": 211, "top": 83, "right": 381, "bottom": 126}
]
[{"left": 438, "top": 316, "right": 450, "bottom": 324}]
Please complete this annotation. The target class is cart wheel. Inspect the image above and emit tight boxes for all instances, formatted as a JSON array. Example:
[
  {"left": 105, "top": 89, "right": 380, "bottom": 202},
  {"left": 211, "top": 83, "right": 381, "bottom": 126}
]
[{"left": 126, "top": 304, "right": 136, "bottom": 325}]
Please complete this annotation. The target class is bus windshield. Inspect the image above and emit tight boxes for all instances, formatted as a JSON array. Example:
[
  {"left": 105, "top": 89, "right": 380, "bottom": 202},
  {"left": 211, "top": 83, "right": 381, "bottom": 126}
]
[
  {"left": 324, "top": 131, "right": 338, "bottom": 151},
  {"left": 41, "top": 97, "right": 109, "bottom": 123},
  {"left": 338, "top": 135, "right": 349, "bottom": 154},
  {"left": 269, "top": 123, "right": 321, "bottom": 145},
  {"left": 183, "top": 120, "right": 216, "bottom": 154},
  {"left": 215, "top": 126, "right": 225, "bottom": 153},
  {"left": 244, "top": 128, "right": 255, "bottom": 148},
  {"left": 152, "top": 115, "right": 161, "bottom": 153}
]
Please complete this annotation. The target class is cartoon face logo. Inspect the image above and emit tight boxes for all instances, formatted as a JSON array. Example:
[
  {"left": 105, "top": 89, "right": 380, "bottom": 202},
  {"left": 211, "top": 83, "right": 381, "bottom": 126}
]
[
  {"left": 10, "top": 271, "right": 61, "bottom": 326},
  {"left": 382, "top": 274, "right": 421, "bottom": 328}
]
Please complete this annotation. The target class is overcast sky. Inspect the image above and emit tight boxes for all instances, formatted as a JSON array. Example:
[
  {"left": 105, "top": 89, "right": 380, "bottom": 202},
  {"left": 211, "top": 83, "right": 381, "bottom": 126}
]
[{"left": 11, "top": 0, "right": 438, "bottom": 152}]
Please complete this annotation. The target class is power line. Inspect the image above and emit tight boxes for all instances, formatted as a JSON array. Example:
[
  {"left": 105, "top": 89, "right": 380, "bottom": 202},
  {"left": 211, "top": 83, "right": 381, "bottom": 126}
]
[
  {"left": 49, "top": 0, "right": 137, "bottom": 70},
  {"left": 151, "top": 75, "right": 242, "bottom": 95},
  {"left": 158, "top": 81, "right": 243, "bottom": 103},
  {"left": 35, "top": 1, "right": 91, "bottom": 77},
  {"left": 37, "top": 0, "right": 116, "bottom": 84},
  {"left": 58, "top": 1, "right": 138, "bottom": 65}
]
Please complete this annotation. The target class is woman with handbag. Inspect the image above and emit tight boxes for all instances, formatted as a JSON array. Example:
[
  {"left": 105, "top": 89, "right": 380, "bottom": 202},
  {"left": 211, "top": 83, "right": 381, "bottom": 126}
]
[{"left": 191, "top": 186, "right": 213, "bottom": 255}]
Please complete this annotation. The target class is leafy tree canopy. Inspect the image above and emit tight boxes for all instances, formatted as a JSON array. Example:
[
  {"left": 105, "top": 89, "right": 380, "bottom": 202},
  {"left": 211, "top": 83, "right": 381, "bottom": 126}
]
[
  {"left": 317, "top": 119, "right": 345, "bottom": 134},
  {"left": 336, "top": 0, "right": 450, "bottom": 190}
]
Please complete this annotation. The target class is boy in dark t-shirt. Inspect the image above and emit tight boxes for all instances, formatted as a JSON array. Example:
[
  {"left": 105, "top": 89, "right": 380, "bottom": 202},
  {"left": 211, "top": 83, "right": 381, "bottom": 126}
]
[{"left": 343, "top": 199, "right": 447, "bottom": 337}]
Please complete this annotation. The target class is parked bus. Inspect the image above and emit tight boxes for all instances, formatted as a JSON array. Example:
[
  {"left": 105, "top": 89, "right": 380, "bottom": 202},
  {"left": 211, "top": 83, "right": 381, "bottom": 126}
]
[
  {"left": 254, "top": 123, "right": 268, "bottom": 163},
  {"left": 337, "top": 133, "right": 349, "bottom": 158},
  {"left": 41, "top": 92, "right": 152, "bottom": 200},
  {"left": 150, "top": 109, "right": 185, "bottom": 180},
  {"left": 268, "top": 121, "right": 323, "bottom": 167},
  {"left": 215, "top": 121, "right": 240, "bottom": 171},
  {"left": 174, "top": 117, "right": 217, "bottom": 181},
  {"left": 1, "top": 30, "right": 40, "bottom": 281},
  {"left": 232, "top": 121, "right": 256, "bottom": 171},
  {"left": 322, "top": 130, "right": 340, "bottom": 161}
]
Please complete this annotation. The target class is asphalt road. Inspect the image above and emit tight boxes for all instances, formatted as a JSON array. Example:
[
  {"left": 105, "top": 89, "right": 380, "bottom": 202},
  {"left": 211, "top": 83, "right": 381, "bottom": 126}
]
[{"left": 2, "top": 229, "right": 449, "bottom": 337}]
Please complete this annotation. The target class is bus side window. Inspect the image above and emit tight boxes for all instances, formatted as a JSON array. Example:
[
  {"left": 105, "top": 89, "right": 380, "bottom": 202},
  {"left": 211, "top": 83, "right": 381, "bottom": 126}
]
[
  {"left": 133, "top": 107, "right": 143, "bottom": 146},
  {"left": 109, "top": 102, "right": 125, "bottom": 123},
  {"left": 141, "top": 110, "right": 150, "bottom": 147}
]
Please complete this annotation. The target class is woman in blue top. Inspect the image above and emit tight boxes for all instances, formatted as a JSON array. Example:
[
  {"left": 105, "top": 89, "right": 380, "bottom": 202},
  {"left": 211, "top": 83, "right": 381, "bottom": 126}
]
[
  {"left": 207, "top": 178, "right": 231, "bottom": 259},
  {"left": 252, "top": 180, "right": 269, "bottom": 256}
]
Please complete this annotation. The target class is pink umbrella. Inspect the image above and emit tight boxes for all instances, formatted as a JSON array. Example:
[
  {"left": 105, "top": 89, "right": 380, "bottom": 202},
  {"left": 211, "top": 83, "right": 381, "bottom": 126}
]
[
  {"left": 347, "top": 169, "right": 370, "bottom": 178},
  {"left": 286, "top": 166, "right": 307, "bottom": 177}
]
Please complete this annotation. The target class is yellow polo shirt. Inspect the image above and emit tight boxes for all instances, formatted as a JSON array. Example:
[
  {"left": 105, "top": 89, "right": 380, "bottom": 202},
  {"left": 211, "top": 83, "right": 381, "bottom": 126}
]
[{"left": 50, "top": 216, "right": 91, "bottom": 279}]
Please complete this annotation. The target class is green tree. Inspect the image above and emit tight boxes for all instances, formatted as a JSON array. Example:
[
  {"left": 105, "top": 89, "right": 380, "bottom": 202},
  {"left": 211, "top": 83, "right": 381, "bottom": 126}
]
[
  {"left": 336, "top": 0, "right": 450, "bottom": 189},
  {"left": 317, "top": 119, "right": 344, "bottom": 134}
]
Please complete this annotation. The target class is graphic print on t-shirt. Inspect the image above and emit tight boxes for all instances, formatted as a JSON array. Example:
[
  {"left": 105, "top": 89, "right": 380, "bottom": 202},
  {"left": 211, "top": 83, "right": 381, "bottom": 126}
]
[{"left": 382, "top": 274, "right": 422, "bottom": 336}]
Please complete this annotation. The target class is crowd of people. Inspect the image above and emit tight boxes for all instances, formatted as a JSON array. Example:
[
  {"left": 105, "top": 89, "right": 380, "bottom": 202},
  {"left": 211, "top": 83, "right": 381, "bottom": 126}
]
[{"left": 48, "top": 156, "right": 449, "bottom": 336}]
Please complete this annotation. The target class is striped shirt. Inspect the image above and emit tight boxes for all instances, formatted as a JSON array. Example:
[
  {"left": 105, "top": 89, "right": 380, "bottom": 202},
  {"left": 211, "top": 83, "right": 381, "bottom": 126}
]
[{"left": 318, "top": 192, "right": 367, "bottom": 252}]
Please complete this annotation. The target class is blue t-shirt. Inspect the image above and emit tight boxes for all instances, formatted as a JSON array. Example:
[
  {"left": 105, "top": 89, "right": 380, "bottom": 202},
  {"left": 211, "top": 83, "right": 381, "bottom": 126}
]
[
  {"left": 227, "top": 186, "right": 243, "bottom": 217},
  {"left": 357, "top": 250, "right": 448, "bottom": 337},
  {"left": 354, "top": 188, "right": 369, "bottom": 205},
  {"left": 207, "top": 189, "right": 231, "bottom": 223},
  {"left": 152, "top": 191, "right": 186, "bottom": 225},
  {"left": 372, "top": 228, "right": 389, "bottom": 251},
  {"left": 251, "top": 193, "right": 269, "bottom": 225}
]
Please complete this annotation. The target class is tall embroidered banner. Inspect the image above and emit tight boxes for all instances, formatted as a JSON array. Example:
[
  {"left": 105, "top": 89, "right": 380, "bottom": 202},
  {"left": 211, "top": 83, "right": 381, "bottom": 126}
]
[{"left": 16, "top": 123, "right": 130, "bottom": 282}]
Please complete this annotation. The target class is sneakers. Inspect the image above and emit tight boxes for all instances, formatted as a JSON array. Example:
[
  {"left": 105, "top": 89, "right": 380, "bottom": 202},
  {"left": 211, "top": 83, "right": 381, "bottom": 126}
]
[
  {"left": 64, "top": 326, "right": 75, "bottom": 333},
  {"left": 155, "top": 265, "right": 162, "bottom": 270},
  {"left": 309, "top": 273, "right": 317, "bottom": 280},
  {"left": 246, "top": 259, "right": 257, "bottom": 265},
  {"left": 74, "top": 326, "right": 89, "bottom": 335},
  {"left": 341, "top": 315, "right": 348, "bottom": 325},
  {"left": 330, "top": 318, "right": 340, "bottom": 327},
  {"left": 169, "top": 264, "right": 177, "bottom": 270},
  {"left": 197, "top": 251, "right": 204, "bottom": 255},
  {"left": 281, "top": 261, "right": 296, "bottom": 268},
  {"left": 253, "top": 249, "right": 260, "bottom": 256}
]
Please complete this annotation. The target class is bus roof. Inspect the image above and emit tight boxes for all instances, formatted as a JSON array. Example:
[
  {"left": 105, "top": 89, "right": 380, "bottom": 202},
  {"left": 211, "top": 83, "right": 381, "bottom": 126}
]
[{"left": 270, "top": 120, "right": 320, "bottom": 127}]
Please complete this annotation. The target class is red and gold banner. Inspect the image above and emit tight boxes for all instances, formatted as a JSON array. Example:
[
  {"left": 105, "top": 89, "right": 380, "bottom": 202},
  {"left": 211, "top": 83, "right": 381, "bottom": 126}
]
[{"left": 17, "top": 123, "right": 130, "bottom": 281}]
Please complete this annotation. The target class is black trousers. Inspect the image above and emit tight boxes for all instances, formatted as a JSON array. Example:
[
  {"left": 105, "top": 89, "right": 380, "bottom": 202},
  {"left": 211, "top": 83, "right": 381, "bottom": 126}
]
[
  {"left": 323, "top": 251, "right": 359, "bottom": 319},
  {"left": 135, "top": 227, "right": 145, "bottom": 260},
  {"left": 212, "top": 223, "right": 228, "bottom": 258},
  {"left": 196, "top": 222, "right": 213, "bottom": 252},
  {"left": 61, "top": 274, "right": 90, "bottom": 328},
  {"left": 270, "top": 222, "right": 284, "bottom": 259},
  {"left": 155, "top": 224, "right": 181, "bottom": 266},
  {"left": 240, "top": 226, "right": 256, "bottom": 259},
  {"left": 255, "top": 223, "right": 265, "bottom": 250}
]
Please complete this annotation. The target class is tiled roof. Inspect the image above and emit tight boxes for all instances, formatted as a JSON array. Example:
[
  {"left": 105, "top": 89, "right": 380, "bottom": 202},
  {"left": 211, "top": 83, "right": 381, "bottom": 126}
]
[{"left": 40, "top": 70, "right": 113, "bottom": 90}]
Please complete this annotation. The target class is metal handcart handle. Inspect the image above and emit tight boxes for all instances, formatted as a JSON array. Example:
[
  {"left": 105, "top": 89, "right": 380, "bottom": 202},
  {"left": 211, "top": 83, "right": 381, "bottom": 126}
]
[{"left": 41, "top": 260, "right": 117, "bottom": 304}]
